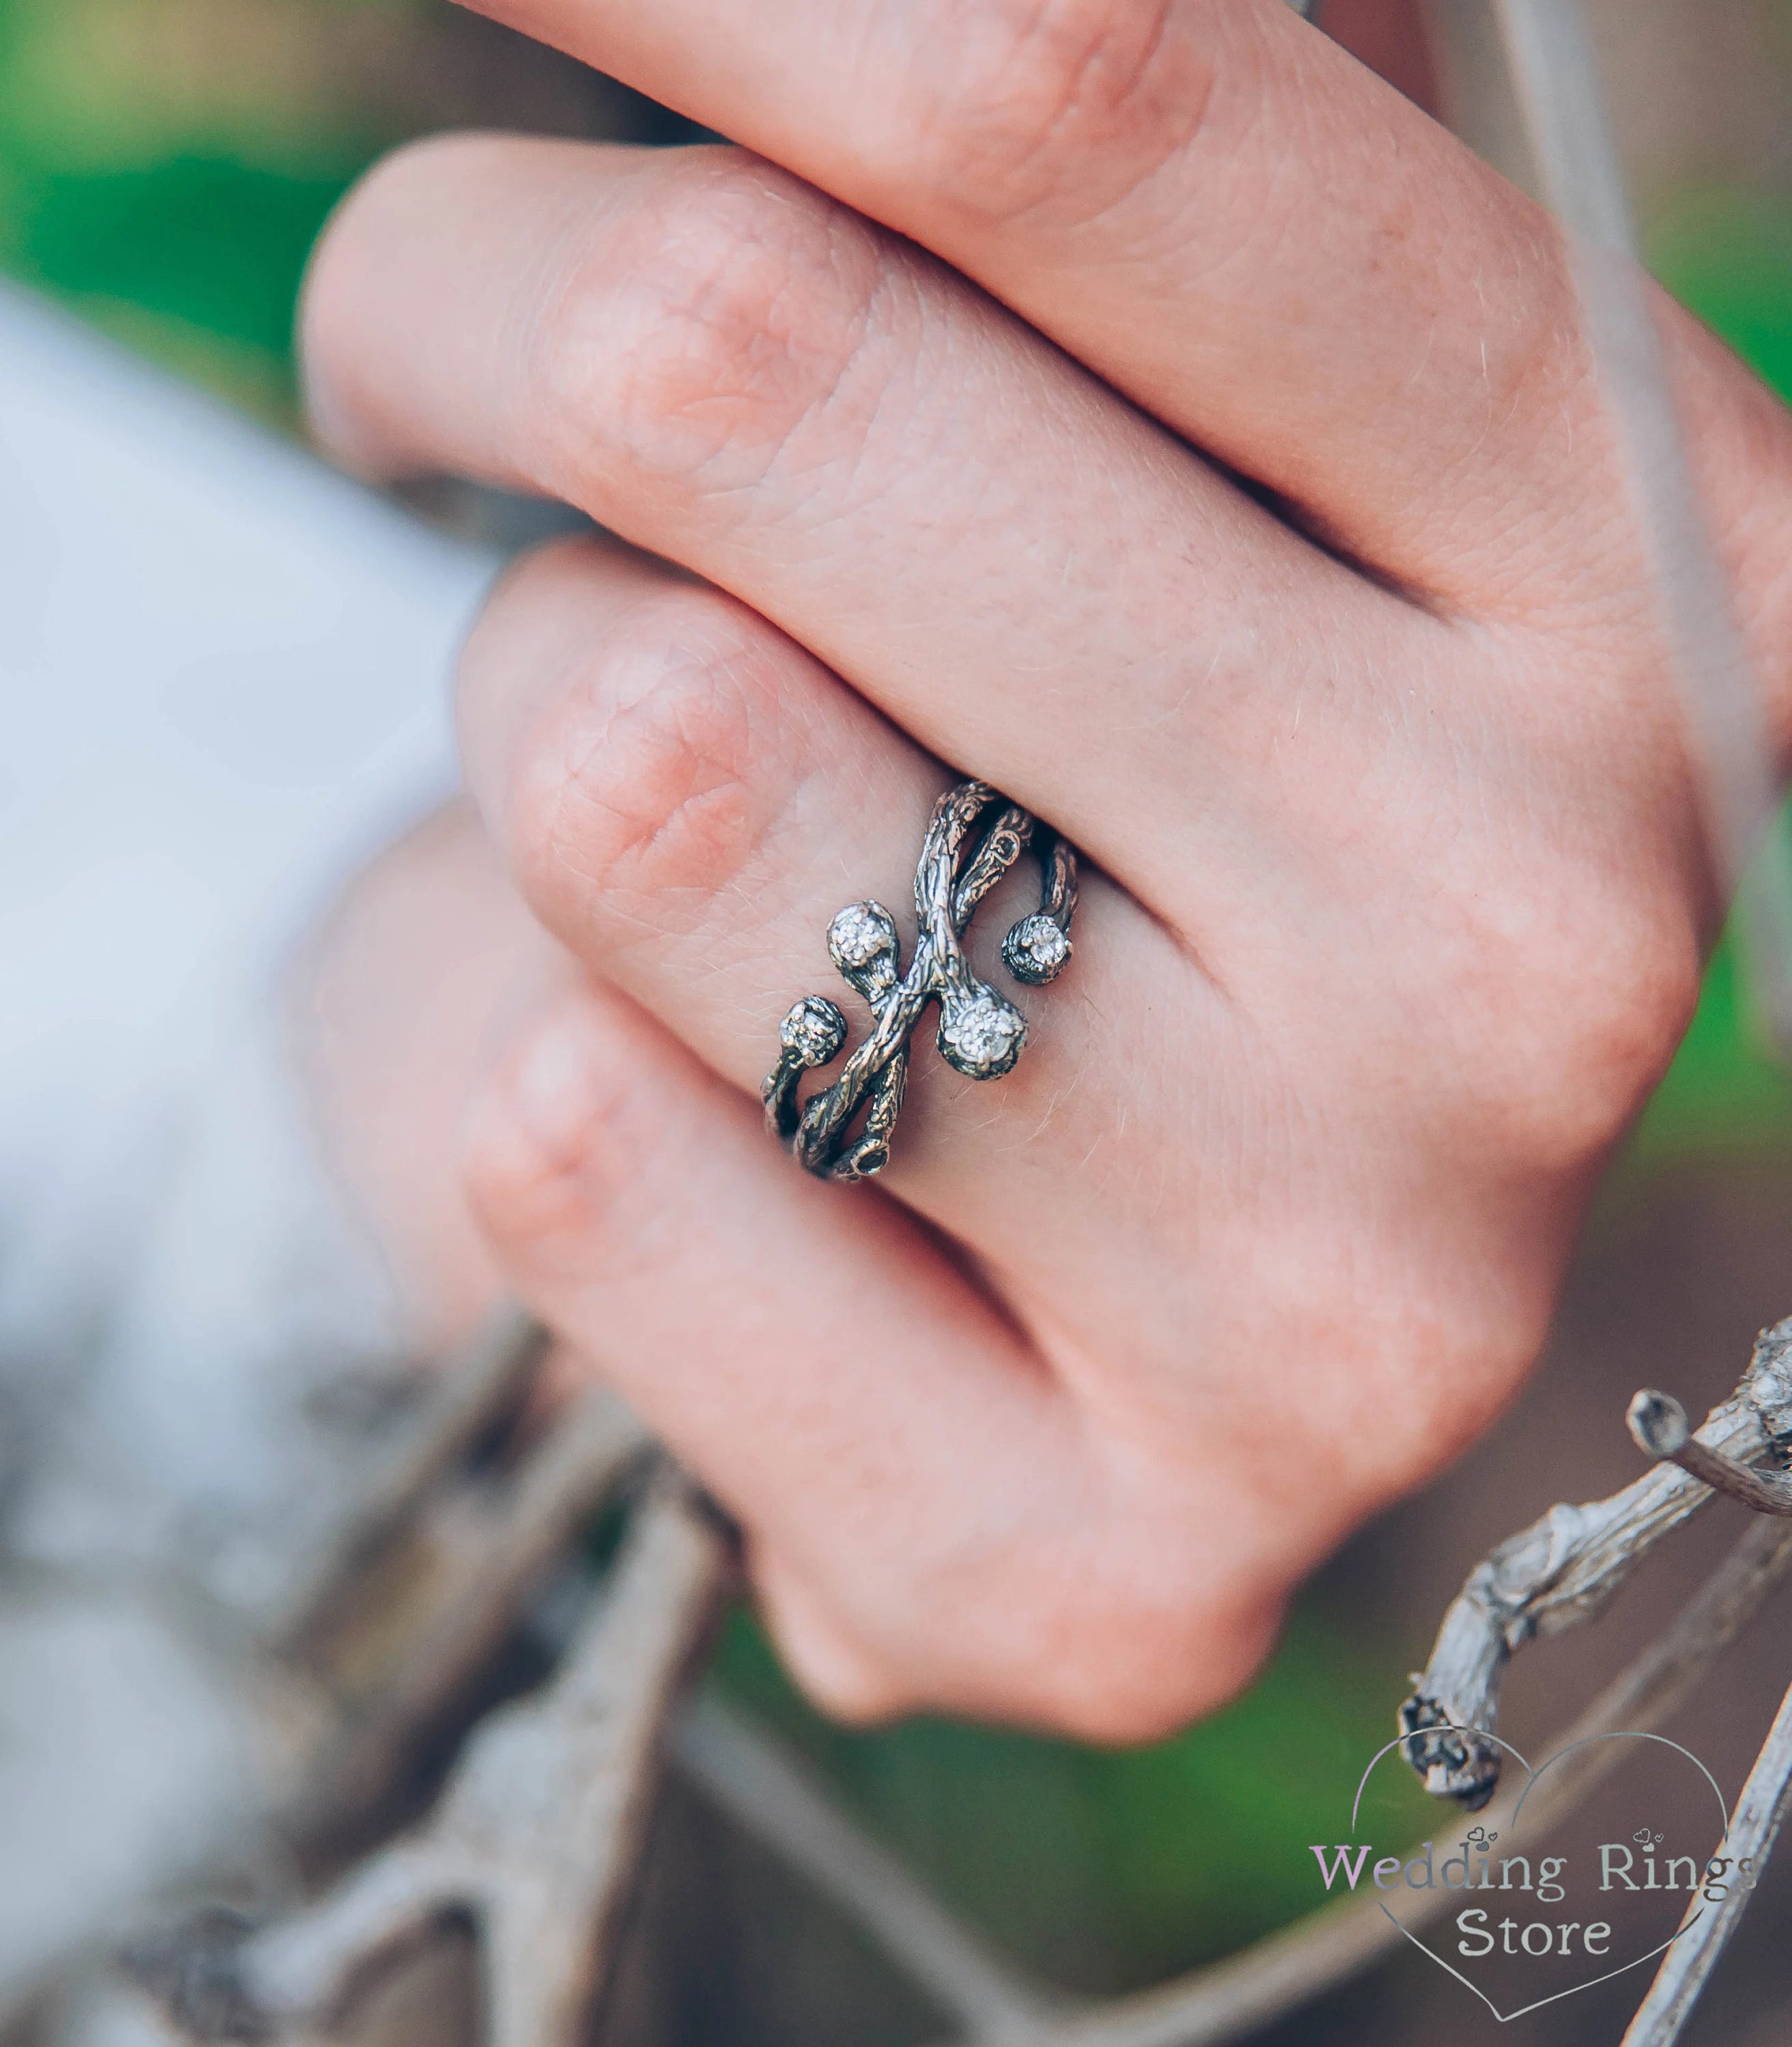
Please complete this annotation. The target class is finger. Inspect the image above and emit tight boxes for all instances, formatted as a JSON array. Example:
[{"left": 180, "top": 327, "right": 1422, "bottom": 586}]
[
  {"left": 456, "top": 533, "right": 1229, "bottom": 1362},
  {"left": 450, "top": 0, "right": 1631, "bottom": 603},
  {"left": 304, "top": 133, "right": 1427, "bottom": 910},
  {"left": 460, "top": 536, "right": 1498, "bottom": 1535},
  {"left": 461, "top": 975, "right": 1284, "bottom": 1737}
]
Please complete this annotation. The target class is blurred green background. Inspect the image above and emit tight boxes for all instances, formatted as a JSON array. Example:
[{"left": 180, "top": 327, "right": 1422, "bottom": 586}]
[{"left": 4, "top": 0, "right": 1791, "bottom": 2003}]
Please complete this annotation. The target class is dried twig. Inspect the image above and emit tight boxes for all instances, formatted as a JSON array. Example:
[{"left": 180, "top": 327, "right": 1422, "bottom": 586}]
[
  {"left": 289, "top": 1386, "right": 651, "bottom": 1841},
  {"left": 1492, "top": 0, "right": 1792, "bottom": 1039},
  {"left": 654, "top": 1507, "right": 1789, "bottom": 2047},
  {"left": 271, "top": 1305, "right": 548, "bottom": 1655},
  {"left": 644, "top": 1327, "right": 1792, "bottom": 2047},
  {"left": 134, "top": 1472, "right": 729, "bottom": 2047},
  {"left": 1400, "top": 1318, "right": 1792, "bottom": 1808},
  {"left": 111, "top": 1318, "right": 1792, "bottom": 2047},
  {"left": 993, "top": 1522, "right": 1792, "bottom": 2047},
  {"left": 1621, "top": 1668, "right": 1792, "bottom": 2046},
  {"left": 1628, "top": 1390, "right": 1792, "bottom": 1515}
]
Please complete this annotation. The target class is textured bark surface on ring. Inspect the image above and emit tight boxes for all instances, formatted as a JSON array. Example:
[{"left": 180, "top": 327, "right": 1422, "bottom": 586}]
[{"left": 761, "top": 780, "right": 1078, "bottom": 1182}]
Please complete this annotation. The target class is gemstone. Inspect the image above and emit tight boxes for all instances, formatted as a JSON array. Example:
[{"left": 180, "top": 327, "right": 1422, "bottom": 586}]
[
  {"left": 1002, "top": 913, "right": 1071, "bottom": 985},
  {"left": 940, "top": 993, "right": 1027, "bottom": 1079},
  {"left": 828, "top": 900, "right": 897, "bottom": 972},
  {"left": 1022, "top": 920, "right": 1069, "bottom": 970},
  {"left": 780, "top": 996, "right": 847, "bottom": 1066}
]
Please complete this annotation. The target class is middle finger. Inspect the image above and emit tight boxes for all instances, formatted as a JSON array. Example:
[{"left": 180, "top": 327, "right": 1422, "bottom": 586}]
[{"left": 305, "top": 132, "right": 1435, "bottom": 928}]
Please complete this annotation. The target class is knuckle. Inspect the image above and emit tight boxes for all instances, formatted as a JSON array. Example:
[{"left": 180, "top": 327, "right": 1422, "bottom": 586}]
[
  {"left": 460, "top": 992, "right": 653, "bottom": 1275},
  {"left": 897, "top": 0, "right": 1225, "bottom": 227},
  {"left": 756, "top": 1563, "right": 921, "bottom": 1726},
  {"left": 506, "top": 598, "right": 778, "bottom": 950},
  {"left": 1453, "top": 877, "right": 1703, "bottom": 1170},
  {"left": 532, "top": 152, "right": 884, "bottom": 493},
  {"left": 1325, "top": 1297, "right": 1537, "bottom": 1515},
  {"left": 955, "top": 1515, "right": 1282, "bottom": 1744},
  {"left": 1018, "top": 1556, "right": 1279, "bottom": 1745}
]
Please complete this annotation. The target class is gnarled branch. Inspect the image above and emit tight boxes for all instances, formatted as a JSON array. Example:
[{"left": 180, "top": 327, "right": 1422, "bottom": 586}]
[
  {"left": 1400, "top": 1317, "right": 1792, "bottom": 1808},
  {"left": 131, "top": 1472, "right": 729, "bottom": 2047}
]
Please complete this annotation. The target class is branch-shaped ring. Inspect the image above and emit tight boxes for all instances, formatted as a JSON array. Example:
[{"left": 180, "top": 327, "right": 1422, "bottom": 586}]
[{"left": 762, "top": 780, "right": 1078, "bottom": 1182}]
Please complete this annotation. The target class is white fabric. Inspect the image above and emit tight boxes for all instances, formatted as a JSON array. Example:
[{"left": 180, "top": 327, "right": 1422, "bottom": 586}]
[
  {"left": 0, "top": 287, "right": 502, "bottom": 1997},
  {"left": 0, "top": 284, "right": 495, "bottom": 1406}
]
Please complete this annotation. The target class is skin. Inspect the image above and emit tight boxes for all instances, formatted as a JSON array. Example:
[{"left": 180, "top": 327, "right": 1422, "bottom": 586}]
[{"left": 297, "top": 0, "right": 1792, "bottom": 1741}]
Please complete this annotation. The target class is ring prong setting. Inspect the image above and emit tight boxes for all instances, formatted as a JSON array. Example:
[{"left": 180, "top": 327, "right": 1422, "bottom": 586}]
[
  {"left": 1002, "top": 912, "right": 1072, "bottom": 986},
  {"left": 938, "top": 989, "right": 1028, "bottom": 1080},
  {"left": 779, "top": 995, "right": 848, "bottom": 1069}
]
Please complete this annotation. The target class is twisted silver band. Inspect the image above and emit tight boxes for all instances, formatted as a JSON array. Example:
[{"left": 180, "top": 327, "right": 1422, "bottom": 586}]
[{"left": 762, "top": 780, "right": 1078, "bottom": 1182}]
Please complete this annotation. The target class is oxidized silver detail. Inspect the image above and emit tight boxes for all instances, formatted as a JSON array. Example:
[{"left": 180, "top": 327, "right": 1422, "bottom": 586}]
[
  {"left": 779, "top": 995, "right": 848, "bottom": 1066},
  {"left": 1002, "top": 912, "right": 1072, "bottom": 987},
  {"left": 763, "top": 780, "right": 1078, "bottom": 1182}
]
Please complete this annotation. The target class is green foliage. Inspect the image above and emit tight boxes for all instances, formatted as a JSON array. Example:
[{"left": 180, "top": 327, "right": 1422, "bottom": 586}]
[
  {"left": 1630, "top": 926, "right": 1792, "bottom": 1163},
  {"left": 0, "top": 0, "right": 399, "bottom": 415},
  {"left": 1634, "top": 189, "right": 1792, "bottom": 1163},
  {"left": 710, "top": 1601, "right": 1419, "bottom": 1993},
  {"left": 1652, "top": 185, "right": 1792, "bottom": 401},
  {"left": 5, "top": 154, "right": 356, "bottom": 411}
]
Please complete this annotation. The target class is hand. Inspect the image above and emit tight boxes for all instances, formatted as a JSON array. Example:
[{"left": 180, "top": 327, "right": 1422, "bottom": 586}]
[{"left": 300, "top": 0, "right": 1792, "bottom": 1739}]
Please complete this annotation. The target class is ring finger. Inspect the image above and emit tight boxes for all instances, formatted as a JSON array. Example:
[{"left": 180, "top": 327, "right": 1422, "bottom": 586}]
[{"left": 458, "top": 532, "right": 1239, "bottom": 1382}]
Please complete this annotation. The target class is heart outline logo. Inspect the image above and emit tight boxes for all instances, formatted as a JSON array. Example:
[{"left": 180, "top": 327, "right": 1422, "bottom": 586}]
[{"left": 1346, "top": 1726, "right": 1730, "bottom": 2023}]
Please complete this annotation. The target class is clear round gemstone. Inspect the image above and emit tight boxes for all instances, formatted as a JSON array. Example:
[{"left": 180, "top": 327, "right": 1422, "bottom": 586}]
[
  {"left": 780, "top": 996, "right": 846, "bottom": 1066},
  {"left": 940, "top": 993, "right": 1026, "bottom": 1078},
  {"left": 828, "top": 900, "right": 895, "bottom": 971},
  {"left": 1007, "top": 914, "right": 1071, "bottom": 981}
]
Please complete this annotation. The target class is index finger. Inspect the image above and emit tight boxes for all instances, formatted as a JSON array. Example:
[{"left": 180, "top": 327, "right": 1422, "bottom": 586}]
[{"left": 462, "top": 0, "right": 1606, "bottom": 603}]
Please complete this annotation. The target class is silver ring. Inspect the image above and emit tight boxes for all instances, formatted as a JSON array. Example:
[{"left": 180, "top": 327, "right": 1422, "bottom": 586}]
[{"left": 762, "top": 780, "right": 1078, "bottom": 1182}]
